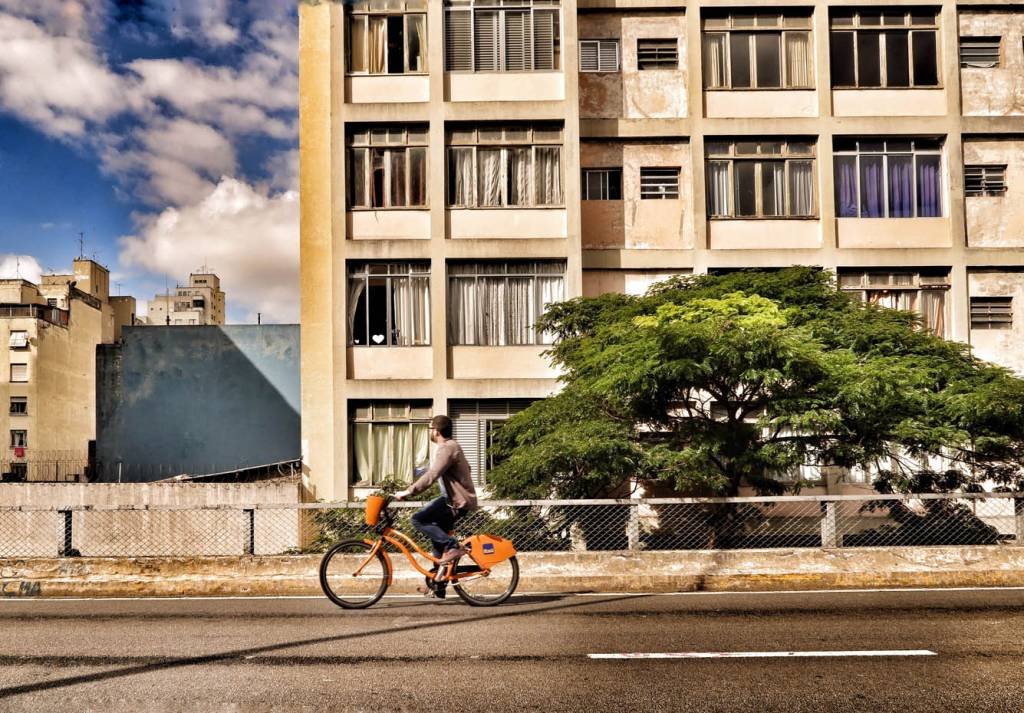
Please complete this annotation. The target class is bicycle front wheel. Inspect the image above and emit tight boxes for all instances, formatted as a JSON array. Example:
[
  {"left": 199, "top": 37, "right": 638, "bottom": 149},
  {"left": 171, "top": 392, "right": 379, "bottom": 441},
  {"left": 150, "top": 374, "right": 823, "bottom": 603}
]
[
  {"left": 319, "top": 539, "right": 389, "bottom": 609},
  {"left": 454, "top": 556, "right": 519, "bottom": 607}
]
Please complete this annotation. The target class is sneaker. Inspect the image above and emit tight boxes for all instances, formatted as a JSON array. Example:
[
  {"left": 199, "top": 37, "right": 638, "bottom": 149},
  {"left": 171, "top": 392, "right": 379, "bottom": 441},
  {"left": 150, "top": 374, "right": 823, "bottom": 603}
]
[{"left": 438, "top": 546, "right": 467, "bottom": 564}]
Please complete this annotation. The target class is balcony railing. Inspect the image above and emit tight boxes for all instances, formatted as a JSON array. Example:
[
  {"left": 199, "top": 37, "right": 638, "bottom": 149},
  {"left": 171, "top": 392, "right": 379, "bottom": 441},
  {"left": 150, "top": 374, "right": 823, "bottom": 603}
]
[{"left": 0, "top": 304, "right": 69, "bottom": 327}]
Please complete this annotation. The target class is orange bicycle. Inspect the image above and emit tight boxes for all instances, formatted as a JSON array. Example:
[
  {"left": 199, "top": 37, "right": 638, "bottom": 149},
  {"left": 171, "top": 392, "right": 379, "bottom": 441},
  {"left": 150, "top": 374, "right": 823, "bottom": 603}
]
[{"left": 319, "top": 495, "right": 519, "bottom": 609}]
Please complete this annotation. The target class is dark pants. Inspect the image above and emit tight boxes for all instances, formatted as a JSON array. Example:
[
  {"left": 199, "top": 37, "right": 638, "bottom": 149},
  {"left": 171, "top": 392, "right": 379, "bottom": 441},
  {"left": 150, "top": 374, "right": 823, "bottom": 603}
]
[{"left": 411, "top": 496, "right": 465, "bottom": 558}]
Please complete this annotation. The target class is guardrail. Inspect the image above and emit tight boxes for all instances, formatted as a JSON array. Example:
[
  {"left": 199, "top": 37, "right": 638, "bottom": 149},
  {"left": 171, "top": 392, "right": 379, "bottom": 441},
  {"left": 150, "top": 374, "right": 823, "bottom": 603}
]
[{"left": 1, "top": 493, "right": 1021, "bottom": 558}]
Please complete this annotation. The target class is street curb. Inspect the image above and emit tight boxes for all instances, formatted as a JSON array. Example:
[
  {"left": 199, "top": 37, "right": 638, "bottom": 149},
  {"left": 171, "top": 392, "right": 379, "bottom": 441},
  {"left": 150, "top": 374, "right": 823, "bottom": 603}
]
[{"left": 3, "top": 546, "right": 1024, "bottom": 598}]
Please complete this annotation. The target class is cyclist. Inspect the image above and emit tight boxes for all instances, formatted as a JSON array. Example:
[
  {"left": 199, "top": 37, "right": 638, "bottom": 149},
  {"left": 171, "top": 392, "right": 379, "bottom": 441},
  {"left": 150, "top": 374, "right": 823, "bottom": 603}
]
[{"left": 394, "top": 415, "right": 478, "bottom": 569}]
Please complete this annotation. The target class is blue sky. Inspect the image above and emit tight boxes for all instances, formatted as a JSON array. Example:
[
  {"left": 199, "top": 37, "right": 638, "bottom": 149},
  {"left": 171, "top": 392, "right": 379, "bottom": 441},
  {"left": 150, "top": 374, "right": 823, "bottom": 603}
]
[{"left": 0, "top": 1, "right": 299, "bottom": 322}]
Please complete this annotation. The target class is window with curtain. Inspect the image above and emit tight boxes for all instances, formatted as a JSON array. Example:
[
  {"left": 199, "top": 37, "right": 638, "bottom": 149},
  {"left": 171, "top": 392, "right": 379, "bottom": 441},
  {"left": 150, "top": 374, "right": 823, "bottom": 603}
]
[
  {"left": 447, "top": 124, "right": 563, "bottom": 207},
  {"left": 348, "top": 126, "right": 428, "bottom": 209},
  {"left": 444, "top": 0, "right": 560, "bottom": 72},
  {"left": 346, "top": 1, "right": 428, "bottom": 75},
  {"left": 838, "top": 269, "right": 949, "bottom": 337},
  {"left": 829, "top": 9, "right": 939, "bottom": 88},
  {"left": 702, "top": 12, "right": 813, "bottom": 89},
  {"left": 351, "top": 402, "right": 431, "bottom": 486},
  {"left": 705, "top": 140, "right": 816, "bottom": 218},
  {"left": 348, "top": 262, "right": 430, "bottom": 347},
  {"left": 833, "top": 138, "right": 943, "bottom": 218},
  {"left": 448, "top": 262, "right": 565, "bottom": 346}
]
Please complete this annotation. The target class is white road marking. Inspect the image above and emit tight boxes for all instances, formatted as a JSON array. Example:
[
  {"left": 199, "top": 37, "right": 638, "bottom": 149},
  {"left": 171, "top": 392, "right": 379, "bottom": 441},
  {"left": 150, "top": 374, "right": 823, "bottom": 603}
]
[{"left": 589, "top": 650, "right": 937, "bottom": 659}]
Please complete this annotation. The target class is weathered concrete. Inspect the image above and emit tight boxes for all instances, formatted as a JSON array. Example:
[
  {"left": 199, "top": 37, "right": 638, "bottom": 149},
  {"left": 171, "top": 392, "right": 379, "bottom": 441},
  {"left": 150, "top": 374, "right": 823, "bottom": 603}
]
[{"left": 4, "top": 546, "right": 1024, "bottom": 598}]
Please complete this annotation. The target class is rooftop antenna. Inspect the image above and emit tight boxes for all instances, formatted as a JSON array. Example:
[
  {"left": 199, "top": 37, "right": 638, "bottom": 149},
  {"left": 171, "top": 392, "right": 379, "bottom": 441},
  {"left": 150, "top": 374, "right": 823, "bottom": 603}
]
[
  {"left": 15, "top": 256, "right": 20, "bottom": 279},
  {"left": 77, "top": 232, "right": 85, "bottom": 260},
  {"left": 115, "top": 281, "right": 122, "bottom": 296},
  {"left": 164, "top": 274, "right": 171, "bottom": 326}
]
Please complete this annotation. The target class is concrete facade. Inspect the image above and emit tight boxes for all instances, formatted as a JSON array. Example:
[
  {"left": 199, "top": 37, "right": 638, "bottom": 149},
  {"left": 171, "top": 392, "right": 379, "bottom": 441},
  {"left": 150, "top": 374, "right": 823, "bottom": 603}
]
[
  {"left": 300, "top": 0, "right": 1024, "bottom": 500},
  {"left": 95, "top": 325, "right": 300, "bottom": 482},
  {"left": 144, "top": 272, "right": 226, "bottom": 326}
]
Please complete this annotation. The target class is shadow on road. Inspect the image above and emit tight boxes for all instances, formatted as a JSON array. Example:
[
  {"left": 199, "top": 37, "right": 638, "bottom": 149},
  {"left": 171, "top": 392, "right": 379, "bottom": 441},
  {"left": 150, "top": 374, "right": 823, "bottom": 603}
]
[{"left": 0, "top": 593, "right": 646, "bottom": 700}]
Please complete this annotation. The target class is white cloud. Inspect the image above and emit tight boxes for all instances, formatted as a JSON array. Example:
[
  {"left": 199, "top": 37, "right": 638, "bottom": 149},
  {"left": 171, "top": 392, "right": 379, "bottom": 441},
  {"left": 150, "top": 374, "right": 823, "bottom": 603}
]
[
  {"left": 119, "top": 178, "right": 298, "bottom": 323},
  {"left": 0, "top": 254, "right": 42, "bottom": 283}
]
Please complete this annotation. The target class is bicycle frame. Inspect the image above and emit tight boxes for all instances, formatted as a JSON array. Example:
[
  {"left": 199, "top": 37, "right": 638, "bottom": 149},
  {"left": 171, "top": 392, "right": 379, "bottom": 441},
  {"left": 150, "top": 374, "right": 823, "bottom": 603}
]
[{"left": 353, "top": 526, "right": 490, "bottom": 584}]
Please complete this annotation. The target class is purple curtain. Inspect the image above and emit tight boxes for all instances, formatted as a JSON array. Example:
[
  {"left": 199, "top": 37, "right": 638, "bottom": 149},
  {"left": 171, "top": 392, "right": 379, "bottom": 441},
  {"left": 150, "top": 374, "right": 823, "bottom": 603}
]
[
  {"left": 859, "top": 156, "right": 885, "bottom": 218},
  {"left": 887, "top": 156, "right": 913, "bottom": 218},
  {"left": 916, "top": 156, "right": 941, "bottom": 217},
  {"left": 834, "top": 156, "right": 858, "bottom": 217}
]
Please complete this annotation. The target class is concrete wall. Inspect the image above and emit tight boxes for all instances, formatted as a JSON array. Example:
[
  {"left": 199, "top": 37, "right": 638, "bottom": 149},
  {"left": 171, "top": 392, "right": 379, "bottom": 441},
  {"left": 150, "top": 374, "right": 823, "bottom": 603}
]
[
  {"left": 969, "top": 270, "right": 1024, "bottom": 375},
  {"left": 95, "top": 325, "right": 300, "bottom": 482},
  {"left": 960, "top": 11, "right": 1024, "bottom": 116},
  {"left": 963, "top": 138, "right": 1024, "bottom": 248}
]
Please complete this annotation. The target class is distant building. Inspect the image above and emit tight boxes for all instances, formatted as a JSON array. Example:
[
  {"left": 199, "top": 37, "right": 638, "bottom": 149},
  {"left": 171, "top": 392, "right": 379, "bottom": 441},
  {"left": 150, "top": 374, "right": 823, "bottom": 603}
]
[
  {"left": 144, "top": 272, "right": 226, "bottom": 326},
  {"left": 0, "top": 259, "right": 134, "bottom": 481}
]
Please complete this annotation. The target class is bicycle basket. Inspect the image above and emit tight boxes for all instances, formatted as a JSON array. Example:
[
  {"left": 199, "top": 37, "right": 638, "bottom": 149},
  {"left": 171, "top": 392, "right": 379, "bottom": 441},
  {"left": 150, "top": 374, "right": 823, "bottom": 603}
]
[
  {"left": 365, "top": 495, "right": 386, "bottom": 526},
  {"left": 466, "top": 534, "right": 517, "bottom": 568}
]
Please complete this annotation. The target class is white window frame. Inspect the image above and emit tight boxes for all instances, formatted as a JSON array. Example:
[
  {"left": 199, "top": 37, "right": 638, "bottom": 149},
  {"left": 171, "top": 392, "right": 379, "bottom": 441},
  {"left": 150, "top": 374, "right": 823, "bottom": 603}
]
[
  {"left": 9, "top": 430, "right": 27, "bottom": 448},
  {"left": 829, "top": 9, "right": 941, "bottom": 89},
  {"left": 346, "top": 1, "right": 428, "bottom": 75},
  {"left": 578, "top": 39, "right": 619, "bottom": 72},
  {"left": 705, "top": 140, "right": 817, "bottom": 218},
  {"left": 350, "top": 402, "right": 432, "bottom": 487},
  {"left": 9, "top": 397, "right": 27, "bottom": 416},
  {"left": 9, "top": 363, "right": 27, "bottom": 383},
  {"left": 833, "top": 138, "right": 944, "bottom": 219},
  {"left": 838, "top": 269, "right": 950, "bottom": 337},
  {"left": 702, "top": 12, "right": 814, "bottom": 90},
  {"left": 348, "top": 126, "right": 429, "bottom": 210},
  {"left": 347, "top": 262, "right": 431, "bottom": 347}
]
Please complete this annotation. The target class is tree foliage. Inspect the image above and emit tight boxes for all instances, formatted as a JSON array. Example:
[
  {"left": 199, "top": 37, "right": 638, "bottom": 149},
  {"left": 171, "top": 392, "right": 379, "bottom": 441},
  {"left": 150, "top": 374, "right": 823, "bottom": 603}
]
[{"left": 488, "top": 267, "right": 1024, "bottom": 498}]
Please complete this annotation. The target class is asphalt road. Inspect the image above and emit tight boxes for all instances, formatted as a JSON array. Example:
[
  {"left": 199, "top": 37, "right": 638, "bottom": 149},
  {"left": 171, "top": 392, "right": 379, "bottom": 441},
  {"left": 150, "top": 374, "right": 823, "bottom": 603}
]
[{"left": 1, "top": 588, "right": 1023, "bottom": 712}]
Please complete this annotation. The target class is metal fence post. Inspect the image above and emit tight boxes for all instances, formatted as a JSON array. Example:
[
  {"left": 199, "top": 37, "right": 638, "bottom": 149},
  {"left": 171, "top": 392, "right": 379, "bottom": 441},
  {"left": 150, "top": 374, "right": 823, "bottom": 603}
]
[
  {"left": 244, "top": 509, "right": 255, "bottom": 555},
  {"left": 820, "top": 501, "right": 838, "bottom": 549},
  {"left": 1015, "top": 498, "right": 1024, "bottom": 547},
  {"left": 58, "top": 510, "right": 73, "bottom": 556},
  {"left": 626, "top": 503, "right": 641, "bottom": 551}
]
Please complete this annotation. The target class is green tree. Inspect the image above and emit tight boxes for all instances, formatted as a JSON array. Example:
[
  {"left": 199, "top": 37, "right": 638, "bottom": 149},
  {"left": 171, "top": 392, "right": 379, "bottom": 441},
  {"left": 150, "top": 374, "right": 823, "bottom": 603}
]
[{"left": 488, "top": 267, "right": 1024, "bottom": 499}]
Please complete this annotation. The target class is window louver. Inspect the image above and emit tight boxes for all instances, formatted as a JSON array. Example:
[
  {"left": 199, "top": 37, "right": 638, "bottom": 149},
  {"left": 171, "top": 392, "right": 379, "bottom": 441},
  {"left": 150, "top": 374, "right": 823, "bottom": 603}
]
[
  {"left": 964, "top": 164, "right": 1007, "bottom": 197},
  {"left": 445, "top": 10, "right": 472, "bottom": 71},
  {"left": 959, "top": 36, "right": 1000, "bottom": 68}
]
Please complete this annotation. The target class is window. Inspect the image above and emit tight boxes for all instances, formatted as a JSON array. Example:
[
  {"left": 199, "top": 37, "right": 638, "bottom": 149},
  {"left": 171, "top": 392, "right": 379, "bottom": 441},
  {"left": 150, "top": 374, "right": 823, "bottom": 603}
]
[
  {"left": 444, "top": 0, "right": 560, "bottom": 72},
  {"left": 351, "top": 402, "right": 431, "bottom": 486},
  {"left": 640, "top": 167, "right": 680, "bottom": 199},
  {"left": 10, "top": 363, "right": 27, "bottom": 383},
  {"left": 971, "top": 296, "right": 1013, "bottom": 330},
  {"left": 8, "top": 331, "right": 28, "bottom": 349},
  {"left": 833, "top": 138, "right": 943, "bottom": 218},
  {"left": 10, "top": 430, "right": 27, "bottom": 448},
  {"left": 348, "top": 126, "right": 428, "bottom": 209},
  {"left": 581, "top": 168, "right": 622, "bottom": 200},
  {"left": 347, "top": 0, "right": 427, "bottom": 74},
  {"left": 46, "top": 298, "right": 58, "bottom": 307},
  {"left": 702, "top": 12, "right": 813, "bottom": 89},
  {"left": 637, "top": 39, "right": 678, "bottom": 69},
  {"left": 830, "top": 9, "right": 939, "bottom": 88},
  {"left": 579, "top": 39, "right": 619, "bottom": 72},
  {"left": 447, "top": 124, "right": 563, "bottom": 207},
  {"left": 348, "top": 263, "right": 430, "bottom": 347},
  {"left": 9, "top": 397, "right": 26, "bottom": 416},
  {"left": 964, "top": 165, "right": 1007, "bottom": 197},
  {"left": 706, "top": 140, "right": 815, "bottom": 217},
  {"left": 960, "top": 36, "right": 1000, "bottom": 68},
  {"left": 839, "top": 269, "right": 949, "bottom": 337},
  {"left": 448, "top": 262, "right": 565, "bottom": 345},
  {"left": 450, "top": 400, "right": 533, "bottom": 485}
]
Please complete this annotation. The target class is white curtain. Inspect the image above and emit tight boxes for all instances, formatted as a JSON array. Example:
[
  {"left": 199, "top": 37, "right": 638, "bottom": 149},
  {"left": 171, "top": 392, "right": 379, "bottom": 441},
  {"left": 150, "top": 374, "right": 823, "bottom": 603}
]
[
  {"left": 703, "top": 34, "right": 727, "bottom": 88},
  {"left": 507, "top": 148, "right": 530, "bottom": 206},
  {"left": 478, "top": 149, "right": 503, "bottom": 206},
  {"left": 349, "top": 148, "right": 367, "bottom": 207},
  {"left": 918, "top": 290, "right": 946, "bottom": 337},
  {"left": 371, "top": 424, "right": 392, "bottom": 482},
  {"left": 785, "top": 32, "right": 810, "bottom": 87},
  {"left": 706, "top": 161, "right": 730, "bottom": 216},
  {"left": 534, "top": 147, "right": 562, "bottom": 205},
  {"left": 408, "top": 147, "right": 426, "bottom": 207},
  {"left": 788, "top": 160, "right": 814, "bottom": 216},
  {"left": 407, "top": 14, "right": 427, "bottom": 73},
  {"left": 537, "top": 275, "right": 564, "bottom": 344},
  {"left": 353, "top": 423, "right": 371, "bottom": 482},
  {"left": 449, "top": 148, "right": 474, "bottom": 206},
  {"left": 392, "top": 424, "right": 412, "bottom": 484},
  {"left": 349, "top": 17, "right": 368, "bottom": 72},
  {"left": 480, "top": 277, "right": 508, "bottom": 345},
  {"left": 412, "top": 424, "right": 430, "bottom": 470},
  {"left": 449, "top": 277, "right": 477, "bottom": 344},
  {"left": 389, "top": 150, "right": 407, "bottom": 207},
  {"left": 762, "top": 161, "right": 785, "bottom": 217},
  {"left": 507, "top": 277, "right": 532, "bottom": 344},
  {"left": 347, "top": 277, "right": 366, "bottom": 343},
  {"left": 368, "top": 16, "right": 386, "bottom": 73}
]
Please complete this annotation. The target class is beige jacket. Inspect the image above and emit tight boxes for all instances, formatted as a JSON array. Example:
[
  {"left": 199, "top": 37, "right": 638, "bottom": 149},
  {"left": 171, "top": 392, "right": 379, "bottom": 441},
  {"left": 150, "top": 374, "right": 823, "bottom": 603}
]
[{"left": 407, "top": 439, "right": 478, "bottom": 511}]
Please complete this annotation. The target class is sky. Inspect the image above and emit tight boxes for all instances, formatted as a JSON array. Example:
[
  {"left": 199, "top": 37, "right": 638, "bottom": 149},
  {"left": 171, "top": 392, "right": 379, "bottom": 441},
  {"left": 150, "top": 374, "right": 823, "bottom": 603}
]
[{"left": 0, "top": 0, "right": 299, "bottom": 323}]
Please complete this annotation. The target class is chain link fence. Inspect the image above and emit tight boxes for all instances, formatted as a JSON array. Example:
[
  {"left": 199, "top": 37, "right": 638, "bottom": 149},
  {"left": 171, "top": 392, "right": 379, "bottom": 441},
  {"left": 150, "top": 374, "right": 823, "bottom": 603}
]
[{"left": 0, "top": 493, "right": 1021, "bottom": 558}]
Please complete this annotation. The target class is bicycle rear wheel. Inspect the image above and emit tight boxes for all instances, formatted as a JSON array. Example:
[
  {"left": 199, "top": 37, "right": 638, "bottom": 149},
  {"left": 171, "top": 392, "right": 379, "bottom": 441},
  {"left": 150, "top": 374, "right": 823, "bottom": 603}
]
[
  {"left": 454, "top": 556, "right": 519, "bottom": 607},
  {"left": 319, "top": 539, "right": 389, "bottom": 609}
]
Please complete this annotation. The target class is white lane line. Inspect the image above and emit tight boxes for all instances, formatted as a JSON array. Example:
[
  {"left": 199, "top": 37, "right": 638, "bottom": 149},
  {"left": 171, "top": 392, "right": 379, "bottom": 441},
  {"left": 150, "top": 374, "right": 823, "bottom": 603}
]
[
  {"left": 574, "top": 586, "right": 1024, "bottom": 597},
  {"left": 589, "top": 650, "right": 937, "bottom": 659}
]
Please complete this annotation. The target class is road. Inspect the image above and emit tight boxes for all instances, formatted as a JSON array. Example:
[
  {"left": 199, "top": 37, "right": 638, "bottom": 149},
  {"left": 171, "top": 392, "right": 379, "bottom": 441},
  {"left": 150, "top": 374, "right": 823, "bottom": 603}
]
[{"left": 0, "top": 588, "right": 1022, "bottom": 712}]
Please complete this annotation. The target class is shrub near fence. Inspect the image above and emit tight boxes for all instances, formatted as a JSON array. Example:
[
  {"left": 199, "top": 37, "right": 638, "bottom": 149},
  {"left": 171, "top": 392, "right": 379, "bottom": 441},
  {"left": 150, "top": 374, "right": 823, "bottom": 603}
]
[{"left": 0, "top": 493, "right": 1021, "bottom": 558}]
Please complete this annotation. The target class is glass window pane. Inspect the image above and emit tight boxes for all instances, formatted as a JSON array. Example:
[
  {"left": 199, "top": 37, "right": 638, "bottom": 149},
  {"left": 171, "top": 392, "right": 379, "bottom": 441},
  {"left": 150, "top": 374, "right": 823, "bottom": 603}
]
[
  {"left": 535, "top": 147, "right": 562, "bottom": 205},
  {"left": 706, "top": 161, "right": 730, "bottom": 216},
  {"left": 788, "top": 160, "right": 814, "bottom": 216},
  {"left": 754, "top": 33, "right": 782, "bottom": 88},
  {"left": 349, "top": 148, "right": 367, "bottom": 207},
  {"left": 407, "top": 14, "right": 427, "bottom": 72},
  {"left": 368, "top": 16, "right": 387, "bottom": 73},
  {"left": 367, "top": 277, "right": 389, "bottom": 345},
  {"left": 477, "top": 148, "right": 504, "bottom": 206},
  {"left": 584, "top": 170, "right": 602, "bottom": 200},
  {"left": 349, "top": 17, "right": 368, "bottom": 72},
  {"left": 761, "top": 161, "right": 785, "bottom": 216},
  {"left": 859, "top": 12, "right": 882, "bottom": 27},
  {"left": 350, "top": 276, "right": 368, "bottom": 345},
  {"left": 912, "top": 31, "right": 938, "bottom": 86},
  {"left": 703, "top": 34, "right": 728, "bottom": 88},
  {"left": 830, "top": 32, "right": 856, "bottom": 86},
  {"left": 386, "top": 15, "right": 405, "bottom": 73},
  {"left": 408, "top": 147, "right": 426, "bottom": 206},
  {"left": 507, "top": 147, "right": 530, "bottom": 206},
  {"left": 448, "top": 148, "right": 474, "bottom": 206},
  {"left": 859, "top": 155, "right": 885, "bottom": 217},
  {"left": 887, "top": 154, "right": 914, "bottom": 217},
  {"left": 734, "top": 161, "right": 757, "bottom": 216},
  {"left": 607, "top": 169, "right": 622, "bottom": 200},
  {"left": 371, "top": 149, "right": 386, "bottom": 207},
  {"left": 884, "top": 31, "right": 910, "bottom": 86},
  {"left": 784, "top": 32, "right": 811, "bottom": 87},
  {"left": 389, "top": 150, "right": 407, "bottom": 207},
  {"left": 916, "top": 154, "right": 942, "bottom": 217},
  {"left": 729, "top": 33, "right": 752, "bottom": 87},
  {"left": 857, "top": 32, "right": 882, "bottom": 86}
]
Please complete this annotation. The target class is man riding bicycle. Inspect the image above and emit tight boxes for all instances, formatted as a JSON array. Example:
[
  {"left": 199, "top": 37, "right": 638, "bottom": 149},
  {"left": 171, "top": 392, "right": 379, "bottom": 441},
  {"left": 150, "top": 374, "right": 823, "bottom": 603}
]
[{"left": 394, "top": 415, "right": 478, "bottom": 571}]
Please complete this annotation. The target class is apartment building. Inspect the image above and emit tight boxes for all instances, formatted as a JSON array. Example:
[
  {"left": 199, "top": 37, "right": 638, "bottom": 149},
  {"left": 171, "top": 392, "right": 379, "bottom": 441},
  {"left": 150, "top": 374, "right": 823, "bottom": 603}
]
[
  {"left": 144, "top": 272, "right": 226, "bottom": 326},
  {"left": 299, "top": 0, "right": 1024, "bottom": 500},
  {"left": 0, "top": 259, "right": 131, "bottom": 481}
]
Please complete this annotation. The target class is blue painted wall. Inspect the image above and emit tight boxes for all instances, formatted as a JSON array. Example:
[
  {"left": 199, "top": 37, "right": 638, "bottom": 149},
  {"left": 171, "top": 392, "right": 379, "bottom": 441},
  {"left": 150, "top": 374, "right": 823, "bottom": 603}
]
[{"left": 95, "top": 325, "right": 300, "bottom": 482}]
